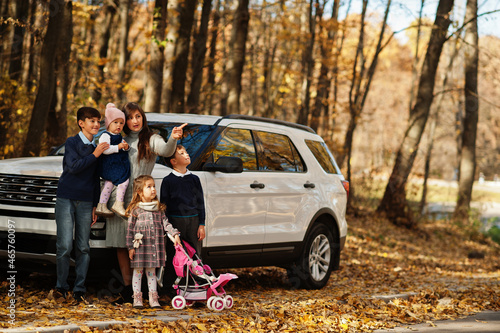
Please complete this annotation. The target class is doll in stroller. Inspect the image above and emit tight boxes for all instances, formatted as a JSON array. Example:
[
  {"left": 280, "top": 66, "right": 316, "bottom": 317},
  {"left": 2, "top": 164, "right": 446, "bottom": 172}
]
[{"left": 163, "top": 234, "right": 238, "bottom": 311}]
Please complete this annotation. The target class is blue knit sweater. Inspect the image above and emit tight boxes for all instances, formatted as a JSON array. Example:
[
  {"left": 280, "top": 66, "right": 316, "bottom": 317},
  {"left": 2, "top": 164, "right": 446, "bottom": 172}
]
[
  {"left": 160, "top": 171, "right": 206, "bottom": 225},
  {"left": 56, "top": 133, "right": 100, "bottom": 206}
]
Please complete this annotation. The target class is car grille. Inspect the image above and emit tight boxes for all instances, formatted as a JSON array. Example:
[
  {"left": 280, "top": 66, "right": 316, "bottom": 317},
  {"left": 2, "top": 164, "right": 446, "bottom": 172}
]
[{"left": 0, "top": 173, "right": 58, "bottom": 208}]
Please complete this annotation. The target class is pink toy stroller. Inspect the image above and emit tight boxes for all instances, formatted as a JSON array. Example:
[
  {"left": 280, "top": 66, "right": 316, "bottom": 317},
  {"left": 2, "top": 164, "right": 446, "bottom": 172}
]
[{"left": 167, "top": 234, "right": 238, "bottom": 311}]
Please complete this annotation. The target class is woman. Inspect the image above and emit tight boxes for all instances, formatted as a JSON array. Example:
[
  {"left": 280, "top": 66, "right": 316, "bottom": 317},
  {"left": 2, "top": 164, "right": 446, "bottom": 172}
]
[{"left": 106, "top": 102, "right": 186, "bottom": 304}]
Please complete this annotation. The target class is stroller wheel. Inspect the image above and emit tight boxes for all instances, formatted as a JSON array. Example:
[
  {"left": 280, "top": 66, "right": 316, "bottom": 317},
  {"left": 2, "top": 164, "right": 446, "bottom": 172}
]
[
  {"left": 212, "top": 297, "right": 225, "bottom": 311},
  {"left": 172, "top": 295, "right": 186, "bottom": 310},
  {"left": 224, "top": 295, "right": 234, "bottom": 309},
  {"left": 207, "top": 296, "right": 217, "bottom": 310}
]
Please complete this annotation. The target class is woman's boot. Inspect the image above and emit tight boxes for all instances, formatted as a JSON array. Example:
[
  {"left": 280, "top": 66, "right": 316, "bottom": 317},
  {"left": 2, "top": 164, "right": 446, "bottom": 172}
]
[{"left": 111, "top": 285, "right": 133, "bottom": 305}]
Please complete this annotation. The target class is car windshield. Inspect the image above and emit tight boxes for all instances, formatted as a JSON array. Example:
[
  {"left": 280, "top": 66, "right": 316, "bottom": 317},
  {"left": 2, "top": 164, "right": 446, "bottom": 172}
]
[
  {"left": 48, "top": 123, "right": 215, "bottom": 163},
  {"left": 149, "top": 122, "right": 215, "bottom": 166}
]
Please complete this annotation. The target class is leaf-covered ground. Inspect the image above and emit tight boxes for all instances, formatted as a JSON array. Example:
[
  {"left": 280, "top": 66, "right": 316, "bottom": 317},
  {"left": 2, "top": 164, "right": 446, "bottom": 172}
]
[{"left": 2, "top": 213, "right": 500, "bottom": 332}]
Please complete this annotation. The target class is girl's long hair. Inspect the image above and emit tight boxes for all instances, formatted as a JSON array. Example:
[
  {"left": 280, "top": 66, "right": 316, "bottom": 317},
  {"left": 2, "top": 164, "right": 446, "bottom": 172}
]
[
  {"left": 125, "top": 175, "right": 166, "bottom": 217},
  {"left": 122, "top": 102, "right": 155, "bottom": 162}
]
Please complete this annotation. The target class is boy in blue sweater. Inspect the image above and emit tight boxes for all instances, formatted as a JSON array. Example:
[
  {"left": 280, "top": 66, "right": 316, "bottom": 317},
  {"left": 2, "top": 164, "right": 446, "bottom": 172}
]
[
  {"left": 160, "top": 145, "right": 205, "bottom": 297},
  {"left": 54, "top": 107, "right": 109, "bottom": 303},
  {"left": 160, "top": 145, "right": 205, "bottom": 252}
]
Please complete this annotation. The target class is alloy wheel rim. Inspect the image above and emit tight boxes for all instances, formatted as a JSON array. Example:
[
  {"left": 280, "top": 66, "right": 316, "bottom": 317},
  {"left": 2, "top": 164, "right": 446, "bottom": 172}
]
[{"left": 308, "top": 234, "right": 331, "bottom": 281}]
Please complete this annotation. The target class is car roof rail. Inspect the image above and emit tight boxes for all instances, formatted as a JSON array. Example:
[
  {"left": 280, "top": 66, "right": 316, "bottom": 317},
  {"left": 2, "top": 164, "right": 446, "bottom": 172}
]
[{"left": 218, "top": 114, "right": 316, "bottom": 134}]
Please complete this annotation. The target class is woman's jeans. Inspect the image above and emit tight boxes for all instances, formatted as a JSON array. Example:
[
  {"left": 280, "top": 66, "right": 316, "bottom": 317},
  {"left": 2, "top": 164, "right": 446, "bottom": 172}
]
[{"left": 55, "top": 197, "right": 92, "bottom": 293}]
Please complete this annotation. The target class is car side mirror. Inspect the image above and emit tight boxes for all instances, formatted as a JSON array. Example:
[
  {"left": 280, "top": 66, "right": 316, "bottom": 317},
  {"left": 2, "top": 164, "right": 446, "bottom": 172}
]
[{"left": 203, "top": 156, "right": 243, "bottom": 173}]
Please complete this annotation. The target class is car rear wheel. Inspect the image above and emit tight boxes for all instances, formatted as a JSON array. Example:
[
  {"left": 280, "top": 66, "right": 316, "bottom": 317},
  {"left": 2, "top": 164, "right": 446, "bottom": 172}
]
[{"left": 288, "top": 223, "right": 334, "bottom": 289}]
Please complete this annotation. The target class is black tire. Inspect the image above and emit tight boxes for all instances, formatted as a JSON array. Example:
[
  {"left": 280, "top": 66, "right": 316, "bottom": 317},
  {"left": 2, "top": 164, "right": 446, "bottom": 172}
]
[{"left": 287, "top": 223, "right": 335, "bottom": 289}]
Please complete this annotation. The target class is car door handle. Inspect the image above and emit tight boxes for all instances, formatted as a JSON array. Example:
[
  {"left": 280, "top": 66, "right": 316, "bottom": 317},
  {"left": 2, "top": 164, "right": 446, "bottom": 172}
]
[
  {"left": 304, "top": 182, "right": 315, "bottom": 189},
  {"left": 250, "top": 181, "right": 265, "bottom": 189}
]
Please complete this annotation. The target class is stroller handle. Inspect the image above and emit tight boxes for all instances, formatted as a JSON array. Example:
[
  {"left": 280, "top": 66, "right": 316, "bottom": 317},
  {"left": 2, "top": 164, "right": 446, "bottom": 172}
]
[{"left": 167, "top": 233, "right": 176, "bottom": 243}]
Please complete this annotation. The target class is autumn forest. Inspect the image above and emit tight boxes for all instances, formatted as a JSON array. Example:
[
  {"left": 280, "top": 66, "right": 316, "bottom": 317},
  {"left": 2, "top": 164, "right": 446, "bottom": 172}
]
[{"left": 0, "top": 0, "right": 499, "bottom": 225}]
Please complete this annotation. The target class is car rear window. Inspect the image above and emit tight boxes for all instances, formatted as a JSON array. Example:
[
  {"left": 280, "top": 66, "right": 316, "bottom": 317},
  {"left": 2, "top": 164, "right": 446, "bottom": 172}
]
[
  {"left": 305, "top": 140, "right": 341, "bottom": 174},
  {"left": 253, "top": 131, "right": 305, "bottom": 172}
]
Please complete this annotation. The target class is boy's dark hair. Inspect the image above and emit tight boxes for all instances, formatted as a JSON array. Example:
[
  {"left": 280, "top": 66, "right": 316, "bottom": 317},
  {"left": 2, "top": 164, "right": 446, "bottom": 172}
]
[
  {"left": 76, "top": 107, "right": 101, "bottom": 129},
  {"left": 166, "top": 144, "right": 185, "bottom": 169}
]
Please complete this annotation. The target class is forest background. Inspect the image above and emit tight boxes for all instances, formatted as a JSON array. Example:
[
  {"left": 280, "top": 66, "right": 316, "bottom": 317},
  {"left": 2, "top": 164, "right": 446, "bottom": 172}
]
[{"left": 0, "top": 0, "right": 499, "bottom": 225}]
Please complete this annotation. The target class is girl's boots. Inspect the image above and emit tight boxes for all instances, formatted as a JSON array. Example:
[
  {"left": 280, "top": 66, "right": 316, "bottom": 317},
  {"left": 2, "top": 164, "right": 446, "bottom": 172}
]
[
  {"left": 132, "top": 291, "right": 161, "bottom": 309},
  {"left": 149, "top": 291, "right": 161, "bottom": 308},
  {"left": 133, "top": 292, "right": 143, "bottom": 308},
  {"left": 111, "top": 201, "right": 127, "bottom": 217},
  {"left": 96, "top": 203, "right": 114, "bottom": 217}
]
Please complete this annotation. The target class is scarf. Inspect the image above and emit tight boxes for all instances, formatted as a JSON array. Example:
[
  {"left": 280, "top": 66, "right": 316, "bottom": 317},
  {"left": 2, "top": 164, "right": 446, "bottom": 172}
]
[{"left": 138, "top": 201, "right": 159, "bottom": 211}]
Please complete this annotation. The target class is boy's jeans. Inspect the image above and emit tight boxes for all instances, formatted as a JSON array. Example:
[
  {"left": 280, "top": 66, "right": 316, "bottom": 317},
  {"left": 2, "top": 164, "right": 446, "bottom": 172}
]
[{"left": 55, "top": 197, "right": 92, "bottom": 293}]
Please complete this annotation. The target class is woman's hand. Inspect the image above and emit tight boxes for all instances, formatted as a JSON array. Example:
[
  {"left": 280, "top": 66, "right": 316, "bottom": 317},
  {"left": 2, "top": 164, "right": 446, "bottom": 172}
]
[
  {"left": 171, "top": 123, "right": 188, "bottom": 140},
  {"left": 173, "top": 234, "right": 181, "bottom": 246},
  {"left": 128, "top": 249, "right": 135, "bottom": 260}
]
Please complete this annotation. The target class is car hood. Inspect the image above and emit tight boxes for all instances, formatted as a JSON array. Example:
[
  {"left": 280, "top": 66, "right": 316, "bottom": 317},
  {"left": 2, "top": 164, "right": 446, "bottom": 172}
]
[{"left": 0, "top": 156, "right": 63, "bottom": 177}]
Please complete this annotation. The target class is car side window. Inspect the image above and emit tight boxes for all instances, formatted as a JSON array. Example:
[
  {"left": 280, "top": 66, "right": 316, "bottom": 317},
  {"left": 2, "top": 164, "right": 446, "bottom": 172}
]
[
  {"left": 213, "top": 128, "right": 258, "bottom": 171},
  {"left": 254, "top": 131, "right": 305, "bottom": 172},
  {"left": 305, "top": 140, "right": 340, "bottom": 174}
]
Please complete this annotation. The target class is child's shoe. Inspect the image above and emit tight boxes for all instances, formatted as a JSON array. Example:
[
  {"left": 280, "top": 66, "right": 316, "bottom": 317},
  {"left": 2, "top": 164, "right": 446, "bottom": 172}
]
[
  {"left": 149, "top": 291, "right": 161, "bottom": 308},
  {"left": 96, "top": 203, "right": 114, "bottom": 217},
  {"left": 133, "top": 292, "right": 143, "bottom": 308},
  {"left": 111, "top": 201, "right": 127, "bottom": 218}
]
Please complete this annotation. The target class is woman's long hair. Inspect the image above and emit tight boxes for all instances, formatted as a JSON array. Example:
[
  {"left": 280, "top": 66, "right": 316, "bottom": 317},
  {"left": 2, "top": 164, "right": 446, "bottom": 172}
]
[
  {"left": 122, "top": 102, "right": 155, "bottom": 162},
  {"left": 125, "top": 175, "right": 166, "bottom": 217}
]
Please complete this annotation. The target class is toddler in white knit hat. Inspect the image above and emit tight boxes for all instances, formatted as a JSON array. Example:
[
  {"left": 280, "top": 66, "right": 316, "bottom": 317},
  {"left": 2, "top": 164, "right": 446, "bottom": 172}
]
[{"left": 96, "top": 103, "right": 131, "bottom": 218}]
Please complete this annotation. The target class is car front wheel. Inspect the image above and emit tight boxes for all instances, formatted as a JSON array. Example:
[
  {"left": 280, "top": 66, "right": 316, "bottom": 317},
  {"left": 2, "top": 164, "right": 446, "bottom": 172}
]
[{"left": 288, "top": 223, "right": 335, "bottom": 289}]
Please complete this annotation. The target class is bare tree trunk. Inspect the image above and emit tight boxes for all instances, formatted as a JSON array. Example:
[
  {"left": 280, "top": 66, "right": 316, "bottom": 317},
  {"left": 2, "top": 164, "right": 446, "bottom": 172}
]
[
  {"left": 223, "top": 0, "right": 250, "bottom": 115},
  {"left": 91, "top": 0, "right": 117, "bottom": 105},
  {"left": 144, "top": 0, "right": 168, "bottom": 113},
  {"left": 0, "top": 0, "right": 11, "bottom": 73},
  {"left": 71, "top": 0, "right": 98, "bottom": 97},
  {"left": 248, "top": 0, "right": 265, "bottom": 117},
  {"left": 420, "top": 37, "right": 460, "bottom": 214},
  {"left": 420, "top": 108, "right": 437, "bottom": 215},
  {"left": 262, "top": 42, "right": 278, "bottom": 117},
  {"left": 23, "top": 0, "right": 66, "bottom": 156},
  {"left": 311, "top": 0, "right": 339, "bottom": 134},
  {"left": 117, "top": 0, "right": 131, "bottom": 102},
  {"left": 46, "top": 0, "right": 72, "bottom": 149},
  {"left": 326, "top": 0, "right": 351, "bottom": 143},
  {"left": 337, "top": 0, "right": 368, "bottom": 169},
  {"left": 455, "top": 99, "right": 463, "bottom": 179},
  {"left": 409, "top": 0, "right": 425, "bottom": 110},
  {"left": 186, "top": 0, "right": 212, "bottom": 114},
  {"left": 23, "top": 0, "right": 37, "bottom": 90},
  {"left": 160, "top": 0, "right": 179, "bottom": 113},
  {"left": 261, "top": 0, "right": 286, "bottom": 119},
  {"left": 296, "top": 0, "right": 318, "bottom": 126},
  {"left": 377, "top": 0, "right": 455, "bottom": 227},
  {"left": 248, "top": 41, "right": 256, "bottom": 116},
  {"left": 454, "top": 0, "right": 478, "bottom": 220},
  {"left": 8, "top": 0, "right": 29, "bottom": 81},
  {"left": 0, "top": 0, "right": 28, "bottom": 153},
  {"left": 169, "top": 0, "right": 198, "bottom": 113},
  {"left": 205, "top": 0, "right": 220, "bottom": 115}
]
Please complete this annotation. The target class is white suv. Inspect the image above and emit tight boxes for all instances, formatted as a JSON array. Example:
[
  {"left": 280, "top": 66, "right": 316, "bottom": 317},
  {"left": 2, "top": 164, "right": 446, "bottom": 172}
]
[{"left": 0, "top": 113, "right": 348, "bottom": 289}]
